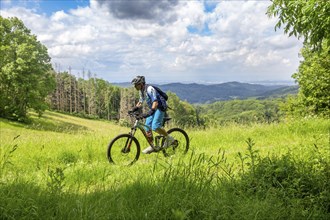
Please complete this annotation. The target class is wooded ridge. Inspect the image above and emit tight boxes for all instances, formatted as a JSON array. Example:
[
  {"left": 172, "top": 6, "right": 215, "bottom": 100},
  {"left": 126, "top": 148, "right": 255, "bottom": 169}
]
[{"left": 113, "top": 81, "right": 298, "bottom": 104}]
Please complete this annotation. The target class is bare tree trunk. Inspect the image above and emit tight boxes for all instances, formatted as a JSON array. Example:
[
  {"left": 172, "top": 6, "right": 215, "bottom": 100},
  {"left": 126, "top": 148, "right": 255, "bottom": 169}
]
[
  {"left": 74, "top": 73, "right": 80, "bottom": 113},
  {"left": 56, "top": 72, "right": 60, "bottom": 111},
  {"left": 82, "top": 69, "right": 86, "bottom": 114},
  {"left": 119, "top": 88, "right": 137, "bottom": 121},
  {"left": 69, "top": 67, "right": 72, "bottom": 114}
]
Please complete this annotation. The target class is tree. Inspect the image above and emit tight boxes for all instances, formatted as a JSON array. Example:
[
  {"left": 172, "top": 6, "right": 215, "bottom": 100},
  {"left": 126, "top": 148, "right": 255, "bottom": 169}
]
[
  {"left": 50, "top": 71, "right": 77, "bottom": 113},
  {"left": 119, "top": 87, "right": 137, "bottom": 125},
  {"left": 0, "top": 16, "right": 55, "bottom": 121},
  {"left": 292, "top": 42, "right": 330, "bottom": 116},
  {"left": 167, "top": 92, "right": 197, "bottom": 128},
  {"left": 267, "top": 0, "right": 330, "bottom": 51},
  {"left": 267, "top": 0, "right": 330, "bottom": 117}
]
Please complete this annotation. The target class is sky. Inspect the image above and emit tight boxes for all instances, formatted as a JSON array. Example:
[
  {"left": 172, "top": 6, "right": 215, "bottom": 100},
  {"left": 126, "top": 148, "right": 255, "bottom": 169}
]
[{"left": 0, "top": 0, "right": 303, "bottom": 84}]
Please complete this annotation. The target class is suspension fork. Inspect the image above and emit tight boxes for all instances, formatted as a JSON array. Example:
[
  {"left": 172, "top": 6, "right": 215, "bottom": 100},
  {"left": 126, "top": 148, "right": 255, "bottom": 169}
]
[{"left": 122, "top": 127, "right": 137, "bottom": 153}]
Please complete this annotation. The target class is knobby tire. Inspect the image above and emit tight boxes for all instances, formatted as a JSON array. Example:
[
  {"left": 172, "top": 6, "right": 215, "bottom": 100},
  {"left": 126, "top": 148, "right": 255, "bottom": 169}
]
[
  {"left": 107, "top": 134, "right": 140, "bottom": 166},
  {"left": 162, "top": 127, "right": 189, "bottom": 157}
]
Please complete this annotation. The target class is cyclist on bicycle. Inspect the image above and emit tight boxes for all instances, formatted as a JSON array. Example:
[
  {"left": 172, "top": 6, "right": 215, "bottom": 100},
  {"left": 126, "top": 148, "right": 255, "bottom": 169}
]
[{"left": 131, "top": 75, "right": 174, "bottom": 154}]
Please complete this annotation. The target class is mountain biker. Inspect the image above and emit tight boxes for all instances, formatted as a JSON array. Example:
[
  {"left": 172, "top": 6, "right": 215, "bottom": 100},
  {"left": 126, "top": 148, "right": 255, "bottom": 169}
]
[{"left": 131, "top": 75, "right": 174, "bottom": 154}]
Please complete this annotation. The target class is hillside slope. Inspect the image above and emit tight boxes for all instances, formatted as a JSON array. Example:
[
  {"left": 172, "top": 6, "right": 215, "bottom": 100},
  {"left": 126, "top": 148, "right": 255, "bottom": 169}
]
[{"left": 1, "top": 112, "right": 329, "bottom": 220}]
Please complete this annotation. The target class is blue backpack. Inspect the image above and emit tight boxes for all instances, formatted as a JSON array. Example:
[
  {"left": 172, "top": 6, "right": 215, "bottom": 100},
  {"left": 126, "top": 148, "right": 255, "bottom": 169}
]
[
  {"left": 152, "top": 85, "right": 168, "bottom": 101},
  {"left": 149, "top": 85, "right": 168, "bottom": 111}
]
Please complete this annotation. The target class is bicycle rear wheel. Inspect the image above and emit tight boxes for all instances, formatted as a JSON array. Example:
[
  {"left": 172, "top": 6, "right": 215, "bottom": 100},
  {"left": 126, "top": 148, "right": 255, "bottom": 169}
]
[
  {"left": 162, "top": 128, "right": 189, "bottom": 157},
  {"left": 107, "top": 134, "right": 140, "bottom": 166}
]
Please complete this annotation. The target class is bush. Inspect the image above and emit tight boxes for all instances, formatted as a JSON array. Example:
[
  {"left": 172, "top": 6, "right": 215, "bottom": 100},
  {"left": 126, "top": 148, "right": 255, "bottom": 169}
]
[{"left": 239, "top": 140, "right": 330, "bottom": 214}]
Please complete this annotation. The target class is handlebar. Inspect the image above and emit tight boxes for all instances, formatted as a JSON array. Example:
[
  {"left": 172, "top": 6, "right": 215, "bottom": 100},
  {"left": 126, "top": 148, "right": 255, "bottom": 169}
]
[{"left": 128, "top": 110, "right": 142, "bottom": 120}]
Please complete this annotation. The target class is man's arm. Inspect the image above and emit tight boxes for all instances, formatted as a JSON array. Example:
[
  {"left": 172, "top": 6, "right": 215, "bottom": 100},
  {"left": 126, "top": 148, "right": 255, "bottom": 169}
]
[
  {"left": 136, "top": 101, "right": 142, "bottom": 108},
  {"left": 151, "top": 101, "right": 158, "bottom": 110},
  {"left": 142, "top": 101, "right": 158, "bottom": 118}
]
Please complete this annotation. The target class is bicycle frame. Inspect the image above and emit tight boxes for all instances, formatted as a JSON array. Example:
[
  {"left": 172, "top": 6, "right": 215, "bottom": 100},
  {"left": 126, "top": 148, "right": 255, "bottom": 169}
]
[
  {"left": 123, "top": 118, "right": 163, "bottom": 153},
  {"left": 129, "top": 119, "right": 152, "bottom": 142},
  {"left": 108, "top": 111, "right": 189, "bottom": 165}
]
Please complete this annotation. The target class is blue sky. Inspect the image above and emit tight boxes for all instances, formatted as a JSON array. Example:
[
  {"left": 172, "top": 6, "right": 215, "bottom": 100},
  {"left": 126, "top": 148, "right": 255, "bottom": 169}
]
[
  {"left": 1, "top": 0, "right": 303, "bottom": 84},
  {"left": 2, "top": 0, "right": 89, "bottom": 15}
]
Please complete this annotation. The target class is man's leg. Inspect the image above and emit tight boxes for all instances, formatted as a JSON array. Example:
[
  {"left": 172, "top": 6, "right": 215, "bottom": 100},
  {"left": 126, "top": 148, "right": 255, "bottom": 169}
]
[
  {"left": 151, "top": 109, "right": 166, "bottom": 135},
  {"left": 152, "top": 110, "right": 175, "bottom": 148},
  {"left": 144, "top": 115, "right": 154, "bottom": 145},
  {"left": 142, "top": 115, "right": 155, "bottom": 154}
]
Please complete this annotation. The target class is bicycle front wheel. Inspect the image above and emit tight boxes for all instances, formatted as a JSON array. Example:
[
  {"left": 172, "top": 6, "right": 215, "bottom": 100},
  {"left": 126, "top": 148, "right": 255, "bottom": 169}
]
[
  {"left": 107, "top": 134, "right": 140, "bottom": 166},
  {"left": 162, "top": 128, "right": 189, "bottom": 157}
]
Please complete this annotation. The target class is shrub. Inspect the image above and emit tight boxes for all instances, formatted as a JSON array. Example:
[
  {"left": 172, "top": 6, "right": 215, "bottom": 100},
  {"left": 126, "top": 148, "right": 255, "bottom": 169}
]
[{"left": 239, "top": 140, "right": 330, "bottom": 214}]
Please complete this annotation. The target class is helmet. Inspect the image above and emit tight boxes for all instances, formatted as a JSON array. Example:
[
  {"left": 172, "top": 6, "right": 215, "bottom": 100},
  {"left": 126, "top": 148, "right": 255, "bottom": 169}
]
[{"left": 131, "top": 75, "right": 145, "bottom": 85}]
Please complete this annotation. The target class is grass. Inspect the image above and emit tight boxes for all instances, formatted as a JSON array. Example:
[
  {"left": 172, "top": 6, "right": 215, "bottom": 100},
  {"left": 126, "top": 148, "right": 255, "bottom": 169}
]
[{"left": 0, "top": 111, "right": 329, "bottom": 219}]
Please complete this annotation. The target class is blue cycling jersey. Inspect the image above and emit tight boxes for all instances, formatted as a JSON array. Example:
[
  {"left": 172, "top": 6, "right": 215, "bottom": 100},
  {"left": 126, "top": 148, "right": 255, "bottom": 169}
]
[{"left": 139, "top": 85, "right": 167, "bottom": 111}]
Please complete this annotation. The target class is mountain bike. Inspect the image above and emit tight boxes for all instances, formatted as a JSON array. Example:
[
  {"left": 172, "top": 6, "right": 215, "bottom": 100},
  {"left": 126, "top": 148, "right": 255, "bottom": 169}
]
[{"left": 107, "top": 110, "right": 189, "bottom": 165}]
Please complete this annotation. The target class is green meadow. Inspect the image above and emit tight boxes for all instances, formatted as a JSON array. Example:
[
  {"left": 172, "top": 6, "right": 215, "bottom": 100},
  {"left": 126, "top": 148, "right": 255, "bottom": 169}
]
[{"left": 1, "top": 111, "right": 329, "bottom": 219}]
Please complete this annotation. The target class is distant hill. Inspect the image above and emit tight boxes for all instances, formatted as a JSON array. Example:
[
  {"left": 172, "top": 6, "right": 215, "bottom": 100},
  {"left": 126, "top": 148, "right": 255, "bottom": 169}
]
[
  {"left": 257, "top": 85, "right": 299, "bottom": 99},
  {"left": 112, "top": 82, "right": 132, "bottom": 88},
  {"left": 112, "top": 81, "right": 298, "bottom": 104}
]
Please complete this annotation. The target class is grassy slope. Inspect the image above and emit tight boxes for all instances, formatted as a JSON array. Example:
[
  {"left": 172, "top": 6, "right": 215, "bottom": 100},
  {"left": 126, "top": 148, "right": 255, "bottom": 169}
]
[{"left": 0, "top": 111, "right": 329, "bottom": 219}]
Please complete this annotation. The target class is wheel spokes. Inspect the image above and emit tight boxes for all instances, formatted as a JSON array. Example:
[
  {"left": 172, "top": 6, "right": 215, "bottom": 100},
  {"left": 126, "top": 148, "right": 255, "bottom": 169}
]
[{"left": 109, "top": 136, "right": 139, "bottom": 166}]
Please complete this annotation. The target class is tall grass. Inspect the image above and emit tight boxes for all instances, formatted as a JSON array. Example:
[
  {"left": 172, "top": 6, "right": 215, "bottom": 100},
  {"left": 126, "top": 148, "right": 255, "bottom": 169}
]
[{"left": 0, "top": 111, "right": 329, "bottom": 219}]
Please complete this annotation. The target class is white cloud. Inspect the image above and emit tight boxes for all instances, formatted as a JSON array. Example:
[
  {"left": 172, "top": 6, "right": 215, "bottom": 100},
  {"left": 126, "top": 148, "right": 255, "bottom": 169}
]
[
  {"left": 51, "top": 10, "right": 68, "bottom": 21},
  {"left": 0, "top": 0, "right": 303, "bottom": 83}
]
